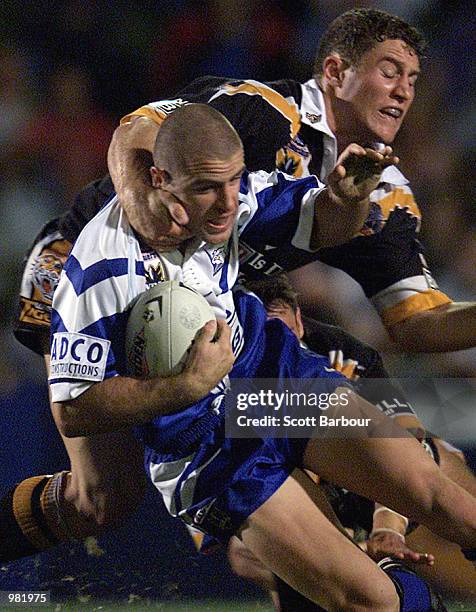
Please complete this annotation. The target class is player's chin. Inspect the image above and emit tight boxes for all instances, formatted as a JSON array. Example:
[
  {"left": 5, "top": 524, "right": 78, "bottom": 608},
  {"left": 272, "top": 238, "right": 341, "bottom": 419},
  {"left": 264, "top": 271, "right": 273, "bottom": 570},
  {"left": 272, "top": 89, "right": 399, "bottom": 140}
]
[
  {"left": 203, "top": 222, "right": 234, "bottom": 243},
  {"left": 371, "top": 118, "right": 402, "bottom": 144}
]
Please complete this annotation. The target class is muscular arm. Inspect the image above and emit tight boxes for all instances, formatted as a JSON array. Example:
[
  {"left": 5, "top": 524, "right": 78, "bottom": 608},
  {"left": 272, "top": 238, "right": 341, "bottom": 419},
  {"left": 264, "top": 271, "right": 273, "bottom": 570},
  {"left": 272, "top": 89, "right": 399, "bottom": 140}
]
[
  {"left": 108, "top": 116, "right": 158, "bottom": 199},
  {"left": 388, "top": 301, "right": 476, "bottom": 352},
  {"left": 53, "top": 320, "right": 234, "bottom": 438}
]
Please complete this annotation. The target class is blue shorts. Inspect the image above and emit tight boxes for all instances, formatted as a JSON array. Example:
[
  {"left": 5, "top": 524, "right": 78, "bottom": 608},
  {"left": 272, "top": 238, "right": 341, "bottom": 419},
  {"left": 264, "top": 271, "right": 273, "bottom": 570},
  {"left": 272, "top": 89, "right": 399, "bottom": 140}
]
[
  {"left": 146, "top": 424, "right": 310, "bottom": 542},
  {"left": 142, "top": 291, "right": 348, "bottom": 542}
]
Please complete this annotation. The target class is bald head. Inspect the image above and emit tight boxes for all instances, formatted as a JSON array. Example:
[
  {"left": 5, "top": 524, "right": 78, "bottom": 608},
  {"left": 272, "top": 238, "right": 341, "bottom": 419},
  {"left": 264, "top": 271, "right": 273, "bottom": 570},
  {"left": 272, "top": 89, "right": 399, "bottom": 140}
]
[{"left": 153, "top": 103, "right": 243, "bottom": 177}]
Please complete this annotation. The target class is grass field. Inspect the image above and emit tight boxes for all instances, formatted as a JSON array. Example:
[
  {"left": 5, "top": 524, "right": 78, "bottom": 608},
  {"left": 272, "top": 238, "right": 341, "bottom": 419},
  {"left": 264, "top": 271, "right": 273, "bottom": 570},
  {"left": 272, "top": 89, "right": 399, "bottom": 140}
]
[{"left": 27, "top": 600, "right": 476, "bottom": 611}]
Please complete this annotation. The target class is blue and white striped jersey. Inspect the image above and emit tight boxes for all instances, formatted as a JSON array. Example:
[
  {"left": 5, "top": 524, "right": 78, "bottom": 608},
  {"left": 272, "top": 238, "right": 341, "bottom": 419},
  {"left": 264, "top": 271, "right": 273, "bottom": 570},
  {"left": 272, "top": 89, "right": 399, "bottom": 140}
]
[{"left": 49, "top": 169, "right": 324, "bottom": 403}]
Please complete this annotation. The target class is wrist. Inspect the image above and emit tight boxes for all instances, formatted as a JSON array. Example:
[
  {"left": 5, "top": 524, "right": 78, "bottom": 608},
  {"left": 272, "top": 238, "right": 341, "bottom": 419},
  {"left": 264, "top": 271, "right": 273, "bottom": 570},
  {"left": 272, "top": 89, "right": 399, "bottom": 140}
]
[{"left": 369, "top": 527, "right": 405, "bottom": 542}]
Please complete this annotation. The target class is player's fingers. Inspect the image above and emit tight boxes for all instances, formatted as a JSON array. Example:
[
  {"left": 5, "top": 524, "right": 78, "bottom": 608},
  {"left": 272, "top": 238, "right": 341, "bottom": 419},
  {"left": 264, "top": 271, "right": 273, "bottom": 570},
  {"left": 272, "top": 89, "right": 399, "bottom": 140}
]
[
  {"left": 196, "top": 320, "right": 218, "bottom": 342},
  {"left": 167, "top": 200, "right": 190, "bottom": 226},
  {"left": 214, "top": 319, "right": 232, "bottom": 343},
  {"left": 159, "top": 189, "right": 190, "bottom": 226}
]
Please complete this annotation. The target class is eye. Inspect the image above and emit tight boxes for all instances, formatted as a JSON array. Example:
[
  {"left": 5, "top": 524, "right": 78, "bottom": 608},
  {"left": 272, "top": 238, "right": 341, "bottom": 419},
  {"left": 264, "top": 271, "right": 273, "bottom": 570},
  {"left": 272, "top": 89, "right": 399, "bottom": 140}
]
[
  {"left": 381, "top": 67, "right": 397, "bottom": 79},
  {"left": 192, "top": 184, "right": 216, "bottom": 194}
]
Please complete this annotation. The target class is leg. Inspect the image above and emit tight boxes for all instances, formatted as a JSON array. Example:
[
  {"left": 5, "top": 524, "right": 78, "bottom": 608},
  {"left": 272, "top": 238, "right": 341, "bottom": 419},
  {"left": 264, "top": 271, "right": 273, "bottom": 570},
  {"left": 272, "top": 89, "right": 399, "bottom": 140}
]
[
  {"left": 404, "top": 439, "right": 476, "bottom": 601},
  {"left": 301, "top": 393, "right": 476, "bottom": 551},
  {"left": 54, "top": 429, "right": 146, "bottom": 537},
  {"left": 0, "top": 358, "right": 146, "bottom": 561},
  {"left": 227, "top": 536, "right": 281, "bottom": 610},
  {"left": 238, "top": 469, "right": 399, "bottom": 611}
]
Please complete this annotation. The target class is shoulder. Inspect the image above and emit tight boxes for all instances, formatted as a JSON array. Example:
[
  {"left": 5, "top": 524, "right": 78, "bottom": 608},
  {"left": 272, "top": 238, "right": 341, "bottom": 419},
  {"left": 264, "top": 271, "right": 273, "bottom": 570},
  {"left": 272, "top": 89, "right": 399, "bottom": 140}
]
[{"left": 69, "top": 197, "right": 130, "bottom": 267}]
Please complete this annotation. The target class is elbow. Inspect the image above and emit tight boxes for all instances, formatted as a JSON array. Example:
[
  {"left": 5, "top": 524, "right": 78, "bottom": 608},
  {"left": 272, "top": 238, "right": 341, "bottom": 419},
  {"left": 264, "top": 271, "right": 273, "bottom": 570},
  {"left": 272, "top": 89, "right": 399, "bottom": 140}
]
[{"left": 53, "top": 401, "right": 89, "bottom": 438}]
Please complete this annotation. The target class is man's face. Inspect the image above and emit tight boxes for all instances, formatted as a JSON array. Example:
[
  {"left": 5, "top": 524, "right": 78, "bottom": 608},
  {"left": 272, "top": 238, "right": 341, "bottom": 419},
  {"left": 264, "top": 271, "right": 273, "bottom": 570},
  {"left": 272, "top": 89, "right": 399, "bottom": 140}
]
[
  {"left": 266, "top": 300, "right": 304, "bottom": 340},
  {"left": 150, "top": 150, "right": 245, "bottom": 249},
  {"left": 334, "top": 39, "right": 420, "bottom": 143}
]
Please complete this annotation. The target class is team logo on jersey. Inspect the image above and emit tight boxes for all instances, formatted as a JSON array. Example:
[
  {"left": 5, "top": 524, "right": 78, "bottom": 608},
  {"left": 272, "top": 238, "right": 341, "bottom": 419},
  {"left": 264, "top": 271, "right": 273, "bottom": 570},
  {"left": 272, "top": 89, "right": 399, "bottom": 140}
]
[
  {"left": 276, "top": 137, "right": 310, "bottom": 178},
  {"left": 152, "top": 98, "right": 190, "bottom": 115},
  {"left": 305, "top": 112, "right": 321, "bottom": 124},
  {"left": 144, "top": 261, "right": 166, "bottom": 287},
  {"left": 32, "top": 251, "right": 63, "bottom": 302},
  {"left": 206, "top": 247, "right": 226, "bottom": 275}
]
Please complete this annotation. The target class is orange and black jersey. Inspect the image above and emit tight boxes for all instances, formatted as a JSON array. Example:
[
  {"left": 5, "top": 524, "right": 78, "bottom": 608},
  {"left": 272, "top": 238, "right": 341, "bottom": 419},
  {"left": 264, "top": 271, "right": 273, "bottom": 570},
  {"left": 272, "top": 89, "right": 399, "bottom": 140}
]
[
  {"left": 121, "top": 75, "right": 452, "bottom": 326},
  {"left": 15, "top": 75, "right": 451, "bottom": 356}
]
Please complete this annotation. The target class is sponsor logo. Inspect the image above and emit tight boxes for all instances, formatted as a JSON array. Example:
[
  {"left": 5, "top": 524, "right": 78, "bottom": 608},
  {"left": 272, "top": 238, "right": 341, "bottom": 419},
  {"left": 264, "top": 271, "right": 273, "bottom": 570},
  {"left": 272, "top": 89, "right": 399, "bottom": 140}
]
[
  {"left": 49, "top": 332, "right": 110, "bottom": 382},
  {"left": 305, "top": 112, "right": 321, "bottom": 123},
  {"left": 238, "top": 242, "right": 284, "bottom": 277},
  {"left": 152, "top": 98, "right": 190, "bottom": 115},
  {"left": 19, "top": 297, "right": 51, "bottom": 326}
]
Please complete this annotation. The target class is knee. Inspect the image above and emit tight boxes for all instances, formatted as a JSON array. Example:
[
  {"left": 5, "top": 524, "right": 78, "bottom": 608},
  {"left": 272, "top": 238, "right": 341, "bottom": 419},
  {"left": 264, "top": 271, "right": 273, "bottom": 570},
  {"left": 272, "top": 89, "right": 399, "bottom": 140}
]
[
  {"left": 336, "top": 578, "right": 399, "bottom": 612},
  {"left": 227, "top": 537, "right": 276, "bottom": 592}
]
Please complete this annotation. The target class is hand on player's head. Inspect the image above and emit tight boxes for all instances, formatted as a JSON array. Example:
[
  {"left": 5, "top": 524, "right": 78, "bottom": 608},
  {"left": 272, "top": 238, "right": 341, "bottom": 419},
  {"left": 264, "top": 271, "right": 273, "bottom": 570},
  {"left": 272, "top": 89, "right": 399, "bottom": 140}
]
[
  {"left": 122, "top": 185, "right": 192, "bottom": 252},
  {"left": 328, "top": 143, "right": 399, "bottom": 204}
]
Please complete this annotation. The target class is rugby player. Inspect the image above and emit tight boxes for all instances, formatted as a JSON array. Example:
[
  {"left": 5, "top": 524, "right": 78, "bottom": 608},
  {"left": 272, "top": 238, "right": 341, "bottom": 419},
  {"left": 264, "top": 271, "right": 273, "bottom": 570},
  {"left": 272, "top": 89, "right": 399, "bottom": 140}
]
[
  {"left": 46, "top": 105, "right": 476, "bottom": 611},
  {"left": 5, "top": 8, "right": 475, "bottom": 603}
]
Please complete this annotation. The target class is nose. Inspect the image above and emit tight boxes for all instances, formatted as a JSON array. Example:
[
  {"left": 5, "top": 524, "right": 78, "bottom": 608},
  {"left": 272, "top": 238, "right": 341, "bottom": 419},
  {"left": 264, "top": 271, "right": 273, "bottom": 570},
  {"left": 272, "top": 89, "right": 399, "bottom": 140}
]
[
  {"left": 217, "top": 184, "right": 237, "bottom": 212},
  {"left": 392, "top": 75, "right": 412, "bottom": 103}
]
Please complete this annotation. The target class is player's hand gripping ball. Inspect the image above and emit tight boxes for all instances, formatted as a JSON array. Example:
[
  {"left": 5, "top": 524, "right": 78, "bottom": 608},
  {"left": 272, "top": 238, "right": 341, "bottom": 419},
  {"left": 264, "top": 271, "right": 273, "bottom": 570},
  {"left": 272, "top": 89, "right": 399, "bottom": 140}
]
[{"left": 126, "top": 280, "right": 215, "bottom": 377}]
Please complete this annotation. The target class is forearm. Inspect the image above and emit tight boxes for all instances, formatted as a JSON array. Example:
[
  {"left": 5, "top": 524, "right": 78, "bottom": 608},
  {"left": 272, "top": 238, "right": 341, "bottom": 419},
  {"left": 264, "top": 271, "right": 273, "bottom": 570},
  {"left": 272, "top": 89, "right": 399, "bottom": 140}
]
[
  {"left": 53, "top": 372, "right": 202, "bottom": 437},
  {"left": 388, "top": 302, "right": 476, "bottom": 352},
  {"left": 311, "top": 189, "right": 369, "bottom": 249},
  {"left": 107, "top": 117, "right": 158, "bottom": 198}
]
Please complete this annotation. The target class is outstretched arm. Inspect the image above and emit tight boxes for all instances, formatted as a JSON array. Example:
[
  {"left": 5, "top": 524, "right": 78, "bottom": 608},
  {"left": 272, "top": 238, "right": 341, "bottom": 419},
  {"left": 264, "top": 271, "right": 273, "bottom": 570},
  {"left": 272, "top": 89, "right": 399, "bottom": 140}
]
[
  {"left": 388, "top": 301, "right": 476, "bottom": 352},
  {"left": 53, "top": 320, "right": 234, "bottom": 437},
  {"left": 311, "top": 145, "right": 398, "bottom": 248}
]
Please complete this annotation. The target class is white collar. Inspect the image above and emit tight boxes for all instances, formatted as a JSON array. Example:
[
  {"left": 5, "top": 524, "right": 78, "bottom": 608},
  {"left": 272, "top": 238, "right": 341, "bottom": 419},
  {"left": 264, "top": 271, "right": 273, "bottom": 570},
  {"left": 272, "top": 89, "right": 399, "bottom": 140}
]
[{"left": 300, "top": 79, "right": 335, "bottom": 140}]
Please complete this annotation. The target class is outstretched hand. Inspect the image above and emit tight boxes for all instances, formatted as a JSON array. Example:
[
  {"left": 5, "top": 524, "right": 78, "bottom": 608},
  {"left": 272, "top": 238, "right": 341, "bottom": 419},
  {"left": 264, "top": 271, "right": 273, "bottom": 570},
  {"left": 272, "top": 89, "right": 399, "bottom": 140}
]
[
  {"left": 328, "top": 144, "right": 399, "bottom": 204},
  {"left": 362, "top": 530, "right": 435, "bottom": 566}
]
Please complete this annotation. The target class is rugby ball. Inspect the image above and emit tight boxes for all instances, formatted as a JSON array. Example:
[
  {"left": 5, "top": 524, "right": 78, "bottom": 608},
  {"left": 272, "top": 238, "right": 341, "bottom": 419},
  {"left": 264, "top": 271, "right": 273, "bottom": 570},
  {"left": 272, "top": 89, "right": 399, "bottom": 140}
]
[{"left": 126, "top": 281, "right": 215, "bottom": 378}]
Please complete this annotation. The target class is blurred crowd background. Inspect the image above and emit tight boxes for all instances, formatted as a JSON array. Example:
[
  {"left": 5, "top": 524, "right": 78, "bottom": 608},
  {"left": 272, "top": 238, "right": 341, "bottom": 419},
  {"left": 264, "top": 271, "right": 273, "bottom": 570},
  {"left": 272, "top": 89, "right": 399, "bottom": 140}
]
[{"left": 0, "top": 0, "right": 475, "bottom": 455}]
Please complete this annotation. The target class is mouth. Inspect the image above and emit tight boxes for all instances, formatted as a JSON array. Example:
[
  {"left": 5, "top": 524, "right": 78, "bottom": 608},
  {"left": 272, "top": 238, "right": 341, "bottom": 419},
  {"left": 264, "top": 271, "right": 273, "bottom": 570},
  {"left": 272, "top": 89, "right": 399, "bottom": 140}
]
[
  {"left": 378, "top": 107, "right": 403, "bottom": 121},
  {"left": 206, "top": 216, "right": 234, "bottom": 231}
]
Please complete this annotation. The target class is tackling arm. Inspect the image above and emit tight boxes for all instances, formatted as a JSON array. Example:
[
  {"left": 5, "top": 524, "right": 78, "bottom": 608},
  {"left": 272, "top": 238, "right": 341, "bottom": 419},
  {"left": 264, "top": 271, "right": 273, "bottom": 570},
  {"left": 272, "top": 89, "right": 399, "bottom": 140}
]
[
  {"left": 388, "top": 301, "right": 476, "bottom": 352},
  {"left": 107, "top": 116, "right": 158, "bottom": 202}
]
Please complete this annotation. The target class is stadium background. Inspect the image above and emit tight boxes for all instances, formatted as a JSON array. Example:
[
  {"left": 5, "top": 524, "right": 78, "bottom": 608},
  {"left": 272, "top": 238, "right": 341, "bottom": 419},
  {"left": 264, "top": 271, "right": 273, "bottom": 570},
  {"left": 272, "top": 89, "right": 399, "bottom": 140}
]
[{"left": 0, "top": 0, "right": 474, "bottom": 608}]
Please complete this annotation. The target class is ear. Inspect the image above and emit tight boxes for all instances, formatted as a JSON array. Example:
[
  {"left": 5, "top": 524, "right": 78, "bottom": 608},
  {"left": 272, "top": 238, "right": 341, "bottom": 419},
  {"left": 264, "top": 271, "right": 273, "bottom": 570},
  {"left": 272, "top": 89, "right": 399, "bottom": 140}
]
[
  {"left": 322, "top": 54, "right": 348, "bottom": 90},
  {"left": 150, "top": 166, "right": 169, "bottom": 189},
  {"left": 295, "top": 306, "right": 305, "bottom": 340}
]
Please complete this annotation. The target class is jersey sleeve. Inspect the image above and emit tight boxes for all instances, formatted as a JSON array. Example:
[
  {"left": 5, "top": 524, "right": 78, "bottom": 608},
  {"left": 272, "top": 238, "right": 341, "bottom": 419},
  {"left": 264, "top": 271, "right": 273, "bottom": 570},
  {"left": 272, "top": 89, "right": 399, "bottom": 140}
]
[
  {"left": 120, "top": 76, "right": 301, "bottom": 173},
  {"left": 238, "top": 170, "right": 326, "bottom": 254},
  {"left": 13, "top": 219, "right": 72, "bottom": 356},
  {"left": 317, "top": 182, "right": 451, "bottom": 327},
  {"left": 48, "top": 205, "right": 138, "bottom": 403}
]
